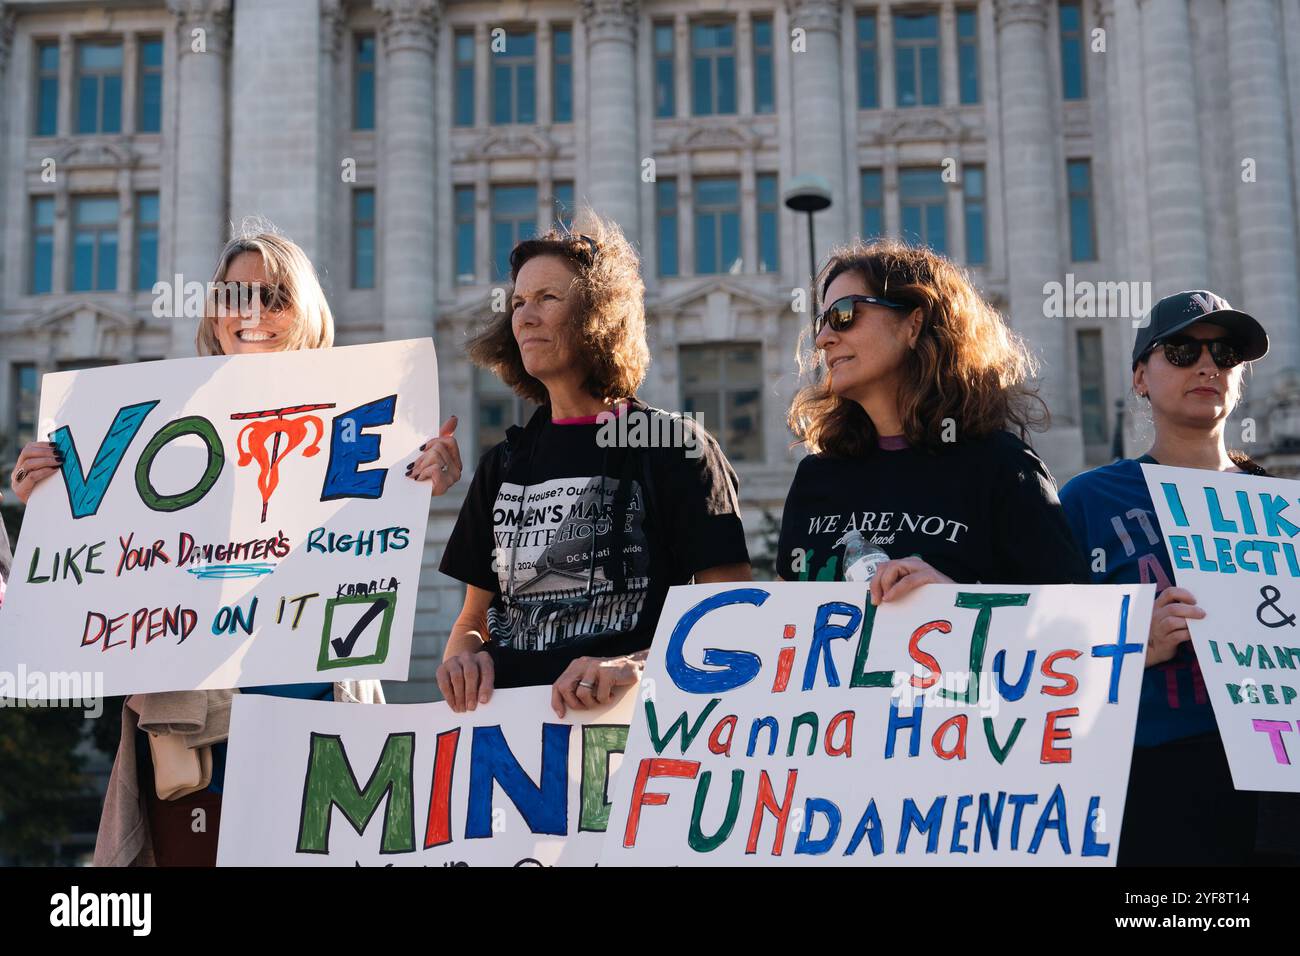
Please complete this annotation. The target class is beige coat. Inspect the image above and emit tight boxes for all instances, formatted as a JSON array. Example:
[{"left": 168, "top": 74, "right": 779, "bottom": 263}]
[{"left": 93, "top": 681, "right": 384, "bottom": 867}]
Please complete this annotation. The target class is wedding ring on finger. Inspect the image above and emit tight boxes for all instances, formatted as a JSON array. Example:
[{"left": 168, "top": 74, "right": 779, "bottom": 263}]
[
  {"left": 13, "top": 468, "right": 26, "bottom": 484},
  {"left": 578, "top": 680, "right": 596, "bottom": 690}
]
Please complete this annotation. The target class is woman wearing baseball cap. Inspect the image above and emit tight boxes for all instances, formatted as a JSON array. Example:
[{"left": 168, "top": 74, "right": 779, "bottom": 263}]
[{"left": 1059, "top": 289, "right": 1274, "bottom": 865}]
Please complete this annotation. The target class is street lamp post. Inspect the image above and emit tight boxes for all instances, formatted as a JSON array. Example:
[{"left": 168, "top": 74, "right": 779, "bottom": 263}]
[{"left": 784, "top": 174, "right": 833, "bottom": 319}]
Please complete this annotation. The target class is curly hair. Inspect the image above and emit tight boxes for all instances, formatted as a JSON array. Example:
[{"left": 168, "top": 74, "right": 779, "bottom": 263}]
[
  {"left": 467, "top": 208, "right": 648, "bottom": 405},
  {"left": 788, "top": 238, "right": 1047, "bottom": 458}
]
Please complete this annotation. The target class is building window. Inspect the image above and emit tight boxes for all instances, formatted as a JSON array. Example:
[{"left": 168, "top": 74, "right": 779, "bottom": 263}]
[
  {"left": 691, "top": 22, "right": 736, "bottom": 116},
  {"left": 137, "top": 37, "right": 163, "bottom": 133},
  {"left": 657, "top": 178, "right": 678, "bottom": 278},
  {"left": 753, "top": 17, "right": 774, "bottom": 114},
  {"left": 30, "top": 197, "right": 54, "bottom": 294},
  {"left": 71, "top": 196, "right": 119, "bottom": 291},
  {"left": 681, "top": 343, "right": 763, "bottom": 462},
  {"left": 551, "top": 181, "right": 574, "bottom": 231},
  {"left": 491, "top": 28, "right": 536, "bottom": 125},
  {"left": 11, "top": 363, "right": 39, "bottom": 455},
  {"left": 1076, "top": 329, "right": 1107, "bottom": 446},
  {"left": 354, "top": 34, "right": 375, "bottom": 130},
  {"left": 653, "top": 22, "right": 675, "bottom": 118},
  {"left": 694, "top": 177, "right": 740, "bottom": 275},
  {"left": 963, "top": 165, "right": 985, "bottom": 265},
  {"left": 757, "top": 173, "right": 779, "bottom": 274},
  {"left": 475, "top": 366, "right": 538, "bottom": 456},
  {"left": 1067, "top": 159, "right": 1096, "bottom": 261},
  {"left": 135, "top": 192, "right": 159, "bottom": 291},
  {"left": 1060, "top": 2, "right": 1085, "bottom": 100},
  {"left": 856, "top": 13, "right": 878, "bottom": 109},
  {"left": 454, "top": 31, "right": 475, "bottom": 126},
  {"left": 861, "top": 169, "right": 883, "bottom": 241},
  {"left": 894, "top": 12, "right": 939, "bottom": 108},
  {"left": 552, "top": 25, "right": 572, "bottom": 123},
  {"left": 76, "top": 41, "right": 123, "bottom": 134},
  {"left": 491, "top": 184, "right": 537, "bottom": 280},
  {"left": 957, "top": 8, "right": 979, "bottom": 104},
  {"left": 351, "top": 189, "right": 375, "bottom": 289},
  {"left": 35, "top": 41, "right": 59, "bottom": 136},
  {"left": 899, "top": 168, "right": 946, "bottom": 254},
  {"left": 455, "top": 185, "right": 476, "bottom": 285}
]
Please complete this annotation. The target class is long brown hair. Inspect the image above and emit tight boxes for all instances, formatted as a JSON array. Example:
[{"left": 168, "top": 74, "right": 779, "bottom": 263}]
[
  {"left": 788, "top": 239, "right": 1047, "bottom": 458},
  {"left": 467, "top": 209, "right": 648, "bottom": 405}
]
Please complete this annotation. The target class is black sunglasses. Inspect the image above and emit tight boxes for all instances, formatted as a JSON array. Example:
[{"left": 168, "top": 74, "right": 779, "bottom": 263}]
[
  {"left": 1145, "top": 334, "right": 1245, "bottom": 370},
  {"left": 812, "top": 294, "right": 908, "bottom": 339},
  {"left": 214, "top": 280, "right": 289, "bottom": 314}
]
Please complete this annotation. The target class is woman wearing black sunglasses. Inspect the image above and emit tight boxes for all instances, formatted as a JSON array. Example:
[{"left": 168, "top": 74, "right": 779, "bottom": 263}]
[
  {"left": 1058, "top": 289, "right": 1287, "bottom": 865},
  {"left": 778, "top": 239, "right": 1088, "bottom": 600},
  {"left": 437, "top": 212, "right": 752, "bottom": 718}
]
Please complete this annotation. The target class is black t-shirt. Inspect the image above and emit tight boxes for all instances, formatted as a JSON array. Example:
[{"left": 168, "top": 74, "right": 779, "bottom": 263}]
[
  {"left": 777, "top": 430, "right": 1089, "bottom": 585},
  {"left": 439, "top": 400, "right": 751, "bottom": 687}
]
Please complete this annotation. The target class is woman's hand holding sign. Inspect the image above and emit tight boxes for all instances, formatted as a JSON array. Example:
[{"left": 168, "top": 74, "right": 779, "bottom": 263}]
[
  {"left": 552, "top": 653, "right": 646, "bottom": 718},
  {"left": 870, "top": 556, "right": 954, "bottom": 606},
  {"left": 9, "top": 441, "right": 62, "bottom": 504},
  {"left": 407, "top": 416, "right": 462, "bottom": 496},
  {"left": 1146, "top": 586, "right": 1204, "bottom": 667}
]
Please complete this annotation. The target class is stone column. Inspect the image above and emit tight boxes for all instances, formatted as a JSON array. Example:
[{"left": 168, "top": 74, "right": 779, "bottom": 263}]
[
  {"left": 996, "top": 0, "right": 1080, "bottom": 475},
  {"left": 1139, "top": 0, "right": 1209, "bottom": 294},
  {"left": 166, "top": 0, "right": 231, "bottom": 357},
  {"left": 376, "top": 0, "right": 439, "bottom": 342},
  {"left": 580, "top": 0, "right": 640, "bottom": 234},
  {"left": 1228, "top": 0, "right": 1300, "bottom": 408},
  {"left": 786, "top": 0, "right": 848, "bottom": 262}
]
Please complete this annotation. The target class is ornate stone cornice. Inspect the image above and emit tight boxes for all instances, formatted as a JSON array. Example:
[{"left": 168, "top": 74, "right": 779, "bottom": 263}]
[
  {"left": 783, "top": 0, "right": 841, "bottom": 34},
  {"left": 167, "top": 0, "right": 232, "bottom": 57},
  {"left": 994, "top": 0, "right": 1049, "bottom": 29},
  {"left": 375, "top": 0, "right": 440, "bottom": 56},
  {"left": 578, "top": 0, "right": 639, "bottom": 42}
]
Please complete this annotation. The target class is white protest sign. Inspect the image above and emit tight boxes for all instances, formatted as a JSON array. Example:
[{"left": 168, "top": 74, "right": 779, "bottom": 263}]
[
  {"left": 1143, "top": 463, "right": 1300, "bottom": 792},
  {"left": 216, "top": 688, "right": 634, "bottom": 866},
  {"left": 603, "top": 582, "right": 1153, "bottom": 866},
  {"left": 0, "top": 339, "right": 437, "bottom": 697}
]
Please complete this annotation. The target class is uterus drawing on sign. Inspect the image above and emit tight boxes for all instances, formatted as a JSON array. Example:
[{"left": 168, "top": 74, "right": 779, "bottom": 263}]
[{"left": 231, "top": 403, "right": 336, "bottom": 522}]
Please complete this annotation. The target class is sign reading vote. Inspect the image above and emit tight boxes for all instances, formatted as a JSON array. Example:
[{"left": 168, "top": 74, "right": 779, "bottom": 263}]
[
  {"left": 217, "top": 688, "right": 634, "bottom": 866},
  {"left": 1143, "top": 463, "right": 1300, "bottom": 792},
  {"left": 602, "top": 582, "right": 1153, "bottom": 866},
  {"left": 0, "top": 339, "right": 437, "bottom": 697}
]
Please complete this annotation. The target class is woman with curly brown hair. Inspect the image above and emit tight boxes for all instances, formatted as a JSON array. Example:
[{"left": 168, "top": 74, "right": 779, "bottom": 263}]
[
  {"left": 777, "top": 239, "right": 1087, "bottom": 599},
  {"left": 437, "top": 211, "right": 752, "bottom": 717}
]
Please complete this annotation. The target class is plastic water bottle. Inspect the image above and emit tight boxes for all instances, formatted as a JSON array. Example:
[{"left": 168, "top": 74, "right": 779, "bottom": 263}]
[{"left": 836, "top": 530, "right": 890, "bottom": 583}]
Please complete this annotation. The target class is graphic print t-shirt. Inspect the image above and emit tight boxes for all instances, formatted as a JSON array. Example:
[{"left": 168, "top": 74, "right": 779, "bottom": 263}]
[
  {"left": 1058, "top": 455, "right": 1265, "bottom": 747},
  {"left": 777, "top": 430, "right": 1089, "bottom": 586},
  {"left": 440, "top": 402, "right": 750, "bottom": 686}
]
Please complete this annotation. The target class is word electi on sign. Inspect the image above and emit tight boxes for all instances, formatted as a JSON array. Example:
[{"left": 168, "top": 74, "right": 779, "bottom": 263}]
[{"left": 49, "top": 395, "right": 397, "bottom": 519}]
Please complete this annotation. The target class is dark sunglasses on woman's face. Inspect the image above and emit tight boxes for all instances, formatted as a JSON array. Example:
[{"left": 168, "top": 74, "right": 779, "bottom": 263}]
[
  {"left": 812, "top": 294, "right": 908, "bottom": 339},
  {"left": 1147, "top": 334, "right": 1245, "bottom": 370},
  {"left": 214, "top": 281, "right": 289, "bottom": 314}
]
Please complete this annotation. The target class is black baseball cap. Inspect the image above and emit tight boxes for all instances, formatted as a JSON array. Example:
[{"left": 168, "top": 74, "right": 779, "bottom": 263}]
[{"left": 1132, "top": 290, "right": 1269, "bottom": 368}]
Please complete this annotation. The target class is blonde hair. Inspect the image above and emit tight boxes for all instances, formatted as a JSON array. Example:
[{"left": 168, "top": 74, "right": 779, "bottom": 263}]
[
  {"left": 197, "top": 223, "right": 335, "bottom": 356},
  {"left": 466, "top": 208, "right": 648, "bottom": 404}
]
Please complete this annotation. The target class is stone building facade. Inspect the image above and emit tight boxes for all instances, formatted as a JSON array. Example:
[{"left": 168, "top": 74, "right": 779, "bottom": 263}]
[{"left": 1, "top": 0, "right": 1298, "bottom": 700}]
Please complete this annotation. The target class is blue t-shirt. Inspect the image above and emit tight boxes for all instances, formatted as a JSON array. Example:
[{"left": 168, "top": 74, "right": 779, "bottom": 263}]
[{"left": 1059, "top": 457, "right": 1217, "bottom": 747}]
